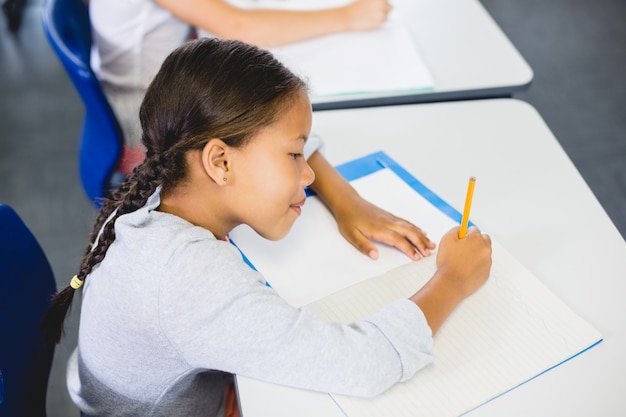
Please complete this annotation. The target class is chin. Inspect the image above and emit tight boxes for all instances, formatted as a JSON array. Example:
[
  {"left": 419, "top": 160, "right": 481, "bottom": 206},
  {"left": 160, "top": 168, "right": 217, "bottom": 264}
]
[
  {"left": 261, "top": 230, "right": 290, "bottom": 241},
  {"left": 256, "top": 223, "right": 294, "bottom": 241}
]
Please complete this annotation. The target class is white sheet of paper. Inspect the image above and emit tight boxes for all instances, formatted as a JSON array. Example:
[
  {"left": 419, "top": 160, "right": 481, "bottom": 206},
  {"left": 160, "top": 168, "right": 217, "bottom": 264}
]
[
  {"left": 222, "top": 0, "right": 434, "bottom": 98},
  {"left": 269, "top": 18, "right": 434, "bottom": 98}
]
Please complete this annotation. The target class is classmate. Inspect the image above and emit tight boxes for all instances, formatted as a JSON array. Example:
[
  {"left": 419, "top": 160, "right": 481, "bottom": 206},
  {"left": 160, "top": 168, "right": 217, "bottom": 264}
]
[
  {"left": 89, "top": 0, "right": 393, "bottom": 171},
  {"left": 44, "top": 38, "right": 492, "bottom": 417}
]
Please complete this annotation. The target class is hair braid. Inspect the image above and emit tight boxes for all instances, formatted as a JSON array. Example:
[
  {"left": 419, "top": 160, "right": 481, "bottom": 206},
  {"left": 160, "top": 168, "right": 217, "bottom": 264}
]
[{"left": 42, "top": 156, "right": 163, "bottom": 344}]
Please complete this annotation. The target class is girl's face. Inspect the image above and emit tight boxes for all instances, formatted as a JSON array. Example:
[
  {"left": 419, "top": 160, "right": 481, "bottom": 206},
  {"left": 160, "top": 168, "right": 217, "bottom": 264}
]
[{"left": 227, "top": 91, "right": 315, "bottom": 240}]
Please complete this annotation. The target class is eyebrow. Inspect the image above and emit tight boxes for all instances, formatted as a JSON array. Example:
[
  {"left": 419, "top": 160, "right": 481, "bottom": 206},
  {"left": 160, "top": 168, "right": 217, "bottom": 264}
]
[{"left": 293, "top": 134, "right": 308, "bottom": 143}]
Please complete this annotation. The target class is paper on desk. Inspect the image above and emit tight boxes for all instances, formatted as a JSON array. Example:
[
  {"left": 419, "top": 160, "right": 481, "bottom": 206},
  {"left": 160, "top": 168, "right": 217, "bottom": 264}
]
[
  {"left": 308, "top": 240, "right": 602, "bottom": 417},
  {"left": 222, "top": 0, "right": 434, "bottom": 98},
  {"left": 270, "top": 19, "right": 434, "bottom": 98},
  {"left": 230, "top": 161, "right": 602, "bottom": 417}
]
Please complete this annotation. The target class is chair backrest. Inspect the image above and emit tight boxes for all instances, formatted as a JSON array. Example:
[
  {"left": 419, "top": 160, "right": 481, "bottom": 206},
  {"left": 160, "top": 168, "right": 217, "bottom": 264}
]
[
  {"left": 0, "top": 204, "right": 57, "bottom": 417},
  {"left": 42, "top": 0, "right": 123, "bottom": 207}
]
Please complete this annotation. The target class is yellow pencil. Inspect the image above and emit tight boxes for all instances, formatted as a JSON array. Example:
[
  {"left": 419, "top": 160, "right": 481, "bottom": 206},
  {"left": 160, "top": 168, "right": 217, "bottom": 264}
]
[{"left": 459, "top": 176, "right": 476, "bottom": 239}]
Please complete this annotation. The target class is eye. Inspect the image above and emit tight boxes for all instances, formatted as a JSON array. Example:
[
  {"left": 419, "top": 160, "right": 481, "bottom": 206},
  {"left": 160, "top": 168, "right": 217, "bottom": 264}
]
[{"left": 290, "top": 153, "right": 303, "bottom": 160}]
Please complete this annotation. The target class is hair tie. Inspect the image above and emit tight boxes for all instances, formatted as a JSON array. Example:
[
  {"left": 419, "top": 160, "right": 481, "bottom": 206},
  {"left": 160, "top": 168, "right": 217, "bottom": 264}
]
[{"left": 70, "top": 275, "right": 84, "bottom": 290}]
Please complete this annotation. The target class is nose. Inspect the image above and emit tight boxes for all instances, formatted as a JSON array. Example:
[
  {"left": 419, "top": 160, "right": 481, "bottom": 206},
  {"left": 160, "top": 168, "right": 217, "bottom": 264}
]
[{"left": 301, "top": 160, "right": 315, "bottom": 187}]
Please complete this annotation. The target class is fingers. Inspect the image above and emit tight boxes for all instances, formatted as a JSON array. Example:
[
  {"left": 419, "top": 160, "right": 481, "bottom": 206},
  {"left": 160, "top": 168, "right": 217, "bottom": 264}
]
[
  {"left": 466, "top": 226, "right": 491, "bottom": 244},
  {"left": 343, "top": 220, "right": 436, "bottom": 261},
  {"left": 333, "top": 195, "right": 436, "bottom": 261},
  {"left": 436, "top": 225, "right": 493, "bottom": 292},
  {"left": 346, "top": 230, "right": 380, "bottom": 260},
  {"left": 377, "top": 223, "right": 436, "bottom": 260},
  {"left": 454, "top": 225, "right": 491, "bottom": 242},
  {"left": 467, "top": 226, "right": 480, "bottom": 235}
]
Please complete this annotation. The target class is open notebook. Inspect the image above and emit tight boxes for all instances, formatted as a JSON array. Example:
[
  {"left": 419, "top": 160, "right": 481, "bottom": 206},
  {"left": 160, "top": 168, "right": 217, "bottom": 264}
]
[
  {"left": 229, "top": 151, "right": 602, "bottom": 416},
  {"left": 222, "top": 0, "right": 434, "bottom": 99}
]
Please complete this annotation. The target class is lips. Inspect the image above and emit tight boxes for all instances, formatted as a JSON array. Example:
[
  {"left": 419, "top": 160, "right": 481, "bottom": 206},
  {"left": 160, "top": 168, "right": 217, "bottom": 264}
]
[{"left": 290, "top": 197, "right": 306, "bottom": 216}]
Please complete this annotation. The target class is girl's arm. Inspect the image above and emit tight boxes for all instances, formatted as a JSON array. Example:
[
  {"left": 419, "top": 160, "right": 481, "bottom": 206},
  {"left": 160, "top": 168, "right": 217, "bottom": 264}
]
[
  {"left": 155, "top": 0, "right": 392, "bottom": 47},
  {"left": 306, "top": 151, "right": 436, "bottom": 261}
]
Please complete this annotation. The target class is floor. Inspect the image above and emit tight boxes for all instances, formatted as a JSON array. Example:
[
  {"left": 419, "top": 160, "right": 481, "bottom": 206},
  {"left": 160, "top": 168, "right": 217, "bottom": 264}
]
[{"left": 0, "top": 0, "right": 624, "bottom": 416}]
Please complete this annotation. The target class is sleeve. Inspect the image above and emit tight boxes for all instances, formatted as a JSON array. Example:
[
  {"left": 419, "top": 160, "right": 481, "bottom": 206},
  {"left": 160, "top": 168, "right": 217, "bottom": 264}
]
[
  {"left": 304, "top": 131, "right": 324, "bottom": 160},
  {"left": 159, "top": 238, "right": 433, "bottom": 398}
]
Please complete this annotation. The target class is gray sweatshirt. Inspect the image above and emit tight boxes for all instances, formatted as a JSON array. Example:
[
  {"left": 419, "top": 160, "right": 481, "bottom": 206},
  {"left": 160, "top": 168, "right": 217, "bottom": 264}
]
[{"left": 67, "top": 189, "right": 434, "bottom": 417}]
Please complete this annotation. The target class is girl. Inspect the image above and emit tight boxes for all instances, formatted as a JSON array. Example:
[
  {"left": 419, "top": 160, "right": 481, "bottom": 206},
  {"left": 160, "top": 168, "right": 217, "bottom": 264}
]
[{"left": 44, "top": 38, "right": 492, "bottom": 417}]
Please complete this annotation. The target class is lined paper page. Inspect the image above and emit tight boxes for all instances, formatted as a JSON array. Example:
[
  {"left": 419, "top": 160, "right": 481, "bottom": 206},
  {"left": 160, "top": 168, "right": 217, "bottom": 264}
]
[
  {"left": 308, "top": 241, "right": 602, "bottom": 417},
  {"left": 230, "top": 159, "right": 602, "bottom": 416}
]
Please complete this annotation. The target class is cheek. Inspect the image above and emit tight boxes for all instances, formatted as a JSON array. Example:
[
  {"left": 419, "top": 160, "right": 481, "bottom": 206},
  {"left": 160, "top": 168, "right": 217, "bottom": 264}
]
[
  {"left": 262, "top": 159, "right": 297, "bottom": 184},
  {"left": 240, "top": 164, "right": 282, "bottom": 199},
  {"left": 237, "top": 157, "right": 301, "bottom": 200}
]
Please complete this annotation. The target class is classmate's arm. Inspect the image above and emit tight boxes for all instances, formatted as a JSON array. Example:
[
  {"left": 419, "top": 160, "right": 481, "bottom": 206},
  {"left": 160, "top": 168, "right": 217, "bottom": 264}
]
[
  {"left": 156, "top": 0, "right": 392, "bottom": 47},
  {"left": 410, "top": 226, "right": 492, "bottom": 334},
  {"left": 307, "top": 151, "right": 436, "bottom": 261}
]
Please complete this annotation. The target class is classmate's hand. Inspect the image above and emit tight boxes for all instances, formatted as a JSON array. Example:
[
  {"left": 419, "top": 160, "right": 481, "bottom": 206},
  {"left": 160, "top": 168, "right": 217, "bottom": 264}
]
[
  {"left": 343, "top": 0, "right": 392, "bottom": 31},
  {"left": 435, "top": 226, "right": 492, "bottom": 300},
  {"left": 334, "top": 194, "right": 436, "bottom": 261}
]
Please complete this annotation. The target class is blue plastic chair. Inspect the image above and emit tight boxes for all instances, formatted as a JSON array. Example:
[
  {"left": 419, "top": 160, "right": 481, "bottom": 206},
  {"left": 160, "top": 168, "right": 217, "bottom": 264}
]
[
  {"left": 0, "top": 369, "right": 3, "bottom": 410},
  {"left": 42, "top": 0, "right": 124, "bottom": 207},
  {"left": 0, "top": 204, "right": 57, "bottom": 417}
]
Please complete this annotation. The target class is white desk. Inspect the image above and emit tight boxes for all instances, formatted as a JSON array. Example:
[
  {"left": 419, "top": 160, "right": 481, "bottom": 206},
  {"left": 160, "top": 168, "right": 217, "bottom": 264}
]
[
  {"left": 311, "top": 0, "right": 533, "bottom": 110},
  {"left": 236, "top": 99, "right": 626, "bottom": 416}
]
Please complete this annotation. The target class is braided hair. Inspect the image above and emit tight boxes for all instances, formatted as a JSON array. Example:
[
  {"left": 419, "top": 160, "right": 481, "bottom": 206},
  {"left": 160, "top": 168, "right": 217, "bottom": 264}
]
[{"left": 42, "top": 38, "right": 307, "bottom": 344}]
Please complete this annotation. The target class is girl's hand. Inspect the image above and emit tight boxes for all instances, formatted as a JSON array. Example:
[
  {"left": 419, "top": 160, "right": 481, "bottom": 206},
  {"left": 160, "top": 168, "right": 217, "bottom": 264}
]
[
  {"left": 306, "top": 151, "right": 433, "bottom": 261},
  {"left": 334, "top": 194, "right": 436, "bottom": 261},
  {"left": 410, "top": 226, "right": 492, "bottom": 334},
  {"left": 435, "top": 226, "right": 492, "bottom": 299}
]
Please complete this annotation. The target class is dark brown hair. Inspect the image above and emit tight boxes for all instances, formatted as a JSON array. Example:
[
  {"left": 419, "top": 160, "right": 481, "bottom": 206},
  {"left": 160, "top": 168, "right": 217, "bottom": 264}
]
[{"left": 42, "top": 38, "right": 307, "bottom": 343}]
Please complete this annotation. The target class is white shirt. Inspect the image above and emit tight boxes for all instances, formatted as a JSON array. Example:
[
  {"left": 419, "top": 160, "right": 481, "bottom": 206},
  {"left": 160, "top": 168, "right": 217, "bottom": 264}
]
[{"left": 90, "top": 0, "right": 192, "bottom": 91}]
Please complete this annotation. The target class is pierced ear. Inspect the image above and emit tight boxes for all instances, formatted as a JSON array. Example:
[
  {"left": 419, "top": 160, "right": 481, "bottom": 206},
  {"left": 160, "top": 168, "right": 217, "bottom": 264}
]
[{"left": 201, "top": 139, "right": 230, "bottom": 185}]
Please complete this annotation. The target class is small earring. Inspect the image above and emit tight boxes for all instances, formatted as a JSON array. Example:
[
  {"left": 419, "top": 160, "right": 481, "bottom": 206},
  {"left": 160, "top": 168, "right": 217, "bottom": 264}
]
[{"left": 223, "top": 177, "right": 228, "bottom": 182}]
